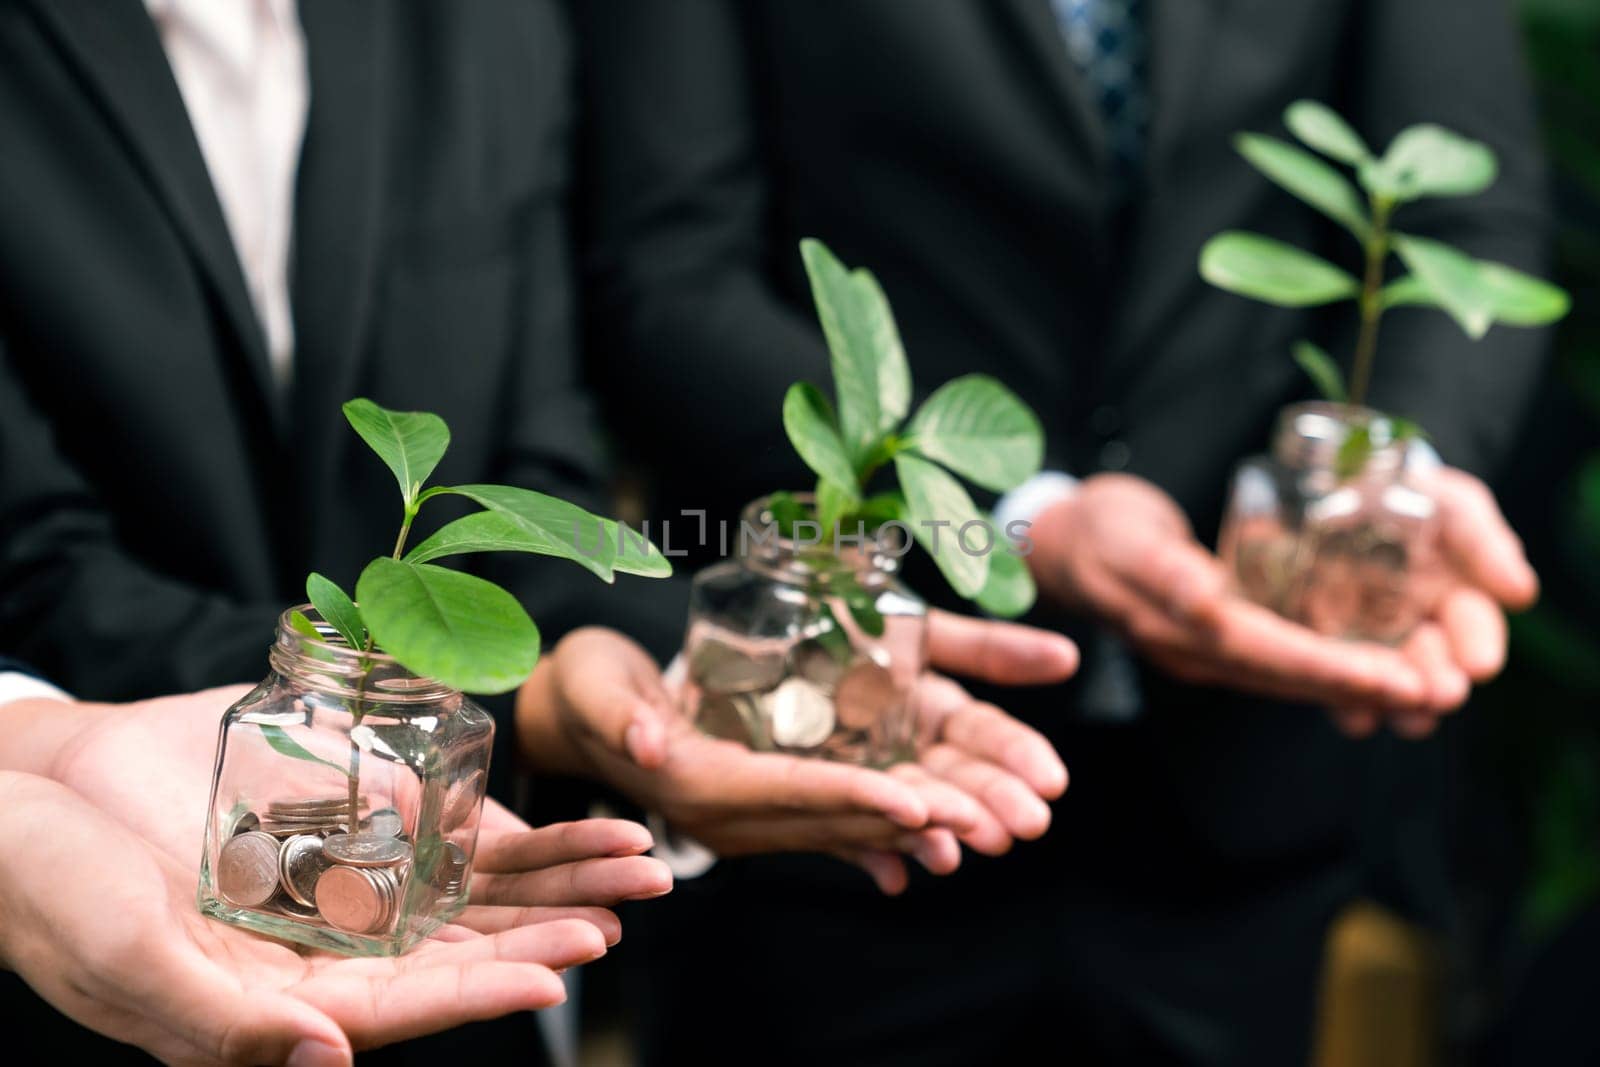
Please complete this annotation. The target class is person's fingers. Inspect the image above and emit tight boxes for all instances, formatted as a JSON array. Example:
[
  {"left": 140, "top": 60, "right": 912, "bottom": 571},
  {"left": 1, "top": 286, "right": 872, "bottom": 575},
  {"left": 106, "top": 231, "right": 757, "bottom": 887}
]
[
  {"left": 1401, "top": 622, "right": 1471, "bottom": 714},
  {"left": 835, "top": 849, "right": 910, "bottom": 896},
  {"left": 1113, "top": 532, "right": 1229, "bottom": 623},
  {"left": 918, "top": 744, "right": 1052, "bottom": 842},
  {"left": 655, "top": 746, "right": 930, "bottom": 829},
  {"left": 885, "top": 763, "right": 983, "bottom": 832},
  {"left": 556, "top": 628, "right": 675, "bottom": 769},
  {"left": 474, "top": 818, "right": 653, "bottom": 875},
  {"left": 1434, "top": 468, "right": 1539, "bottom": 610},
  {"left": 925, "top": 609, "right": 1079, "bottom": 686},
  {"left": 208, "top": 990, "right": 353, "bottom": 1067},
  {"left": 894, "top": 827, "right": 963, "bottom": 875},
  {"left": 1438, "top": 586, "right": 1510, "bottom": 683},
  {"left": 291, "top": 961, "right": 568, "bottom": 1050},
  {"left": 472, "top": 854, "right": 672, "bottom": 909},
  {"left": 1390, "top": 711, "right": 1441, "bottom": 740},
  {"left": 1327, "top": 707, "right": 1382, "bottom": 739},
  {"left": 449, "top": 905, "right": 623, "bottom": 945},
  {"left": 927, "top": 691, "right": 1067, "bottom": 799}
]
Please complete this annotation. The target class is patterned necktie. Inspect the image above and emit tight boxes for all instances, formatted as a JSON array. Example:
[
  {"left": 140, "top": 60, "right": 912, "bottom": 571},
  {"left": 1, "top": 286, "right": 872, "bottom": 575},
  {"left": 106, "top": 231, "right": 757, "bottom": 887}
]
[{"left": 1050, "top": 0, "right": 1151, "bottom": 182}]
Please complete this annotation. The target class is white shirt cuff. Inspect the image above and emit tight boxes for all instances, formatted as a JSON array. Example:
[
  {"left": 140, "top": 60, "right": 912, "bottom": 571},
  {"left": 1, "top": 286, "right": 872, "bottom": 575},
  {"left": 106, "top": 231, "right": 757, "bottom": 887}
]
[
  {"left": 0, "top": 671, "right": 73, "bottom": 707},
  {"left": 993, "top": 470, "right": 1080, "bottom": 539}
]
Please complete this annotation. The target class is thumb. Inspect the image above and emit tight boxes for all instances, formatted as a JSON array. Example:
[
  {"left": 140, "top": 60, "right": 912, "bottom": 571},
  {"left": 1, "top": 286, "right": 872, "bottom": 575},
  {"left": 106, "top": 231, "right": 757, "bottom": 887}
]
[
  {"left": 561, "top": 633, "right": 675, "bottom": 770},
  {"left": 213, "top": 990, "right": 352, "bottom": 1066}
]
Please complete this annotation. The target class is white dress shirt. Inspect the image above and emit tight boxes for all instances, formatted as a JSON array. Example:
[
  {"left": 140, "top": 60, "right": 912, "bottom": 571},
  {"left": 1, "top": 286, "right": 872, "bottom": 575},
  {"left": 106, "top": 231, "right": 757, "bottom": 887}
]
[{"left": 144, "top": 0, "right": 308, "bottom": 389}]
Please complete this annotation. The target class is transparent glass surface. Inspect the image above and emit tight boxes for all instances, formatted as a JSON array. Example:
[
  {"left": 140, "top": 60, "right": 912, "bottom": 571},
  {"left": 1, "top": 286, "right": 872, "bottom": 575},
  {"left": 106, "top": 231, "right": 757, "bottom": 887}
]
[
  {"left": 197, "top": 608, "right": 493, "bottom": 957},
  {"left": 680, "top": 496, "right": 928, "bottom": 767},
  {"left": 1218, "top": 402, "right": 1442, "bottom": 645}
]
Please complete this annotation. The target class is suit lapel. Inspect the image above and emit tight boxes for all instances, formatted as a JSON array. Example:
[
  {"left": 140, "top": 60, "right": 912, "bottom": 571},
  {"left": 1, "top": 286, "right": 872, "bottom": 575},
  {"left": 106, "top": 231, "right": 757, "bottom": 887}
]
[
  {"left": 988, "top": 0, "right": 1108, "bottom": 172},
  {"left": 24, "top": 0, "right": 281, "bottom": 428},
  {"left": 289, "top": 0, "right": 390, "bottom": 533}
]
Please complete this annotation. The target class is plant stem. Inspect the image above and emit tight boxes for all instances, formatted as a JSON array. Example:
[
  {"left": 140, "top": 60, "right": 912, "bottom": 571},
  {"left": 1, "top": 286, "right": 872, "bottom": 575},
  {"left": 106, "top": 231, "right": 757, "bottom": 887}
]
[
  {"left": 349, "top": 499, "right": 419, "bottom": 829},
  {"left": 1349, "top": 199, "right": 1394, "bottom": 409},
  {"left": 392, "top": 500, "right": 419, "bottom": 560}
]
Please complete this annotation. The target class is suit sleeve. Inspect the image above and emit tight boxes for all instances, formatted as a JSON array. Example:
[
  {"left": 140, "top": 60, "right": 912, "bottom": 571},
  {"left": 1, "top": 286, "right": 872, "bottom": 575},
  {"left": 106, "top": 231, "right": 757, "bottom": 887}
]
[
  {"left": 1349, "top": 0, "right": 1554, "bottom": 478},
  {"left": 0, "top": 340, "right": 283, "bottom": 700}
]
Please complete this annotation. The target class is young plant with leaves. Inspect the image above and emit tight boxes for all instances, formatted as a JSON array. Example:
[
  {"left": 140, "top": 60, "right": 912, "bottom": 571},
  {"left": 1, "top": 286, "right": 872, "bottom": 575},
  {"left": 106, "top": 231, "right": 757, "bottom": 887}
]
[
  {"left": 1199, "top": 100, "right": 1570, "bottom": 473},
  {"left": 284, "top": 398, "right": 669, "bottom": 806},
  {"left": 780, "top": 239, "right": 1045, "bottom": 619}
]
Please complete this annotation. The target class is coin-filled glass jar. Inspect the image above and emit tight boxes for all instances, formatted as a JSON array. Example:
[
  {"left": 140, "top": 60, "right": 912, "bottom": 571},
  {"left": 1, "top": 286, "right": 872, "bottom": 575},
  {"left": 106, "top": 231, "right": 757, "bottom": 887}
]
[
  {"left": 1217, "top": 402, "right": 1442, "bottom": 645},
  {"left": 198, "top": 608, "right": 492, "bottom": 956},
  {"left": 680, "top": 495, "right": 928, "bottom": 767}
]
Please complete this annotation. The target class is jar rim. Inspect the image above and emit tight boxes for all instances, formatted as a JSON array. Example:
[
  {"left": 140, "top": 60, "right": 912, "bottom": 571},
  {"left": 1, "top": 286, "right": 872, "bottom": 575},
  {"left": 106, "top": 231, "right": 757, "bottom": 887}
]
[
  {"left": 271, "top": 605, "right": 459, "bottom": 703},
  {"left": 735, "top": 493, "right": 908, "bottom": 582},
  {"left": 1273, "top": 401, "right": 1407, "bottom": 475}
]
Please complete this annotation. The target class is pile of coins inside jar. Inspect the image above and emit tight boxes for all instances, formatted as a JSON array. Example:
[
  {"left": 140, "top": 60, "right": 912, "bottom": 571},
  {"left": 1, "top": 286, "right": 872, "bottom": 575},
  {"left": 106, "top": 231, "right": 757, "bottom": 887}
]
[
  {"left": 214, "top": 793, "right": 469, "bottom": 936},
  {"left": 688, "top": 633, "right": 901, "bottom": 754}
]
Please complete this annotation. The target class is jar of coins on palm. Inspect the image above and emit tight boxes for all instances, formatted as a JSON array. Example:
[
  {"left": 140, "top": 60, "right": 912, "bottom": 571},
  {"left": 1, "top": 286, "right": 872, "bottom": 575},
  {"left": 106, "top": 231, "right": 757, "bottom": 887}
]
[
  {"left": 1217, "top": 403, "right": 1442, "bottom": 645},
  {"left": 680, "top": 495, "right": 927, "bottom": 766},
  {"left": 198, "top": 608, "right": 492, "bottom": 956}
]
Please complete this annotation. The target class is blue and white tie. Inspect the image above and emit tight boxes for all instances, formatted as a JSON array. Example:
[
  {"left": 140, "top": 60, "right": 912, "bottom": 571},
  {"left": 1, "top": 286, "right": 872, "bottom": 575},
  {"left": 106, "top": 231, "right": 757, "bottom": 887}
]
[{"left": 1051, "top": 0, "right": 1151, "bottom": 182}]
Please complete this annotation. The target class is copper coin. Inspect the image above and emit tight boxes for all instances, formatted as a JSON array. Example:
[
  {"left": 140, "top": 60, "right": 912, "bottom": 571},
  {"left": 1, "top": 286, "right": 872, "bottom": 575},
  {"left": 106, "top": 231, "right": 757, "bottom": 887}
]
[
  {"left": 834, "top": 661, "right": 898, "bottom": 730},
  {"left": 316, "top": 866, "right": 391, "bottom": 934},
  {"left": 790, "top": 639, "right": 848, "bottom": 693},
  {"left": 323, "top": 832, "right": 412, "bottom": 868},
  {"left": 217, "top": 831, "right": 282, "bottom": 907},
  {"left": 694, "top": 693, "right": 757, "bottom": 746},
  {"left": 279, "top": 834, "right": 331, "bottom": 908},
  {"left": 690, "top": 637, "right": 786, "bottom": 694},
  {"left": 268, "top": 795, "right": 367, "bottom": 815}
]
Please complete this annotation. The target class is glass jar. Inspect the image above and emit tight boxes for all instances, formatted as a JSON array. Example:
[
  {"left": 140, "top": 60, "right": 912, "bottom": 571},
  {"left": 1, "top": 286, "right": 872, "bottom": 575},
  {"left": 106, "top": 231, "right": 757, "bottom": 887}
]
[
  {"left": 680, "top": 495, "right": 928, "bottom": 767},
  {"left": 197, "top": 608, "right": 493, "bottom": 957},
  {"left": 1218, "top": 402, "right": 1442, "bottom": 645}
]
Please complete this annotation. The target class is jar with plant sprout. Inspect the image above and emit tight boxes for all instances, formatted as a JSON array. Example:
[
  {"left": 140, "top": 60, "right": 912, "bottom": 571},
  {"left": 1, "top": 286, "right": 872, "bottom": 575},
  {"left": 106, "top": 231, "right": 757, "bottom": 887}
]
[
  {"left": 680, "top": 240, "right": 1045, "bottom": 765},
  {"left": 198, "top": 399, "right": 669, "bottom": 956},
  {"left": 1201, "top": 101, "right": 1569, "bottom": 643}
]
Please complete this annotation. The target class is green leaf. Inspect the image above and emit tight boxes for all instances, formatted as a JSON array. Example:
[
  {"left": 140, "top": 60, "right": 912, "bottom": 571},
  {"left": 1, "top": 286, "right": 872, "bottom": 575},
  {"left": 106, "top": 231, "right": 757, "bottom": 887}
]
[
  {"left": 766, "top": 491, "right": 807, "bottom": 539},
  {"left": 356, "top": 558, "right": 541, "bottom": 695},
  {"left": 1291, "top": 341, "right": 1348, "bottom": 403},
  {"left": 1388, "top": 416, "right": 1430, "bottom": 444},
  {"left": 342, "top": 399, "right": 451, "bottom": 504},
  {"left": 1382, "top": 262, "right": 1571, "bottom": 329},
  {"left": 288, "top": 610, "right": 337, "bottom": 663},
  {"left": 783, "top": 382, "right": 859, "bottom": 490},
  {"left": 1392, "top": 234, "right": 1495, "bottom": 338},
  {"left": 816, "top": 477, "right": 861, "bottom": 537},
  {"left": 305, "top": 572, "right": 366, "bottom": 649},
  {"left": 1284, "top": 100, "right": 1373, "bottom": 165},
  {"left": 1235, "top": 133, "right": 1371, "bottom": 241},
  {"left": 414, "top": 485, "right": 615, "bottom": 581},
  {"left": 258, "top": 724, "right": 351, "bottom": 777},
  {"left": 1360, "top": 124, "right": 1498, "bottom": 202},
  {"left": 855, "top": 491, "right": 906, "bottom": 527},
  {"left": 1199, "top": 231, "right": 1362, "bottom": 306},
  {"left": 840, "top": 580, "right": 886, "bottom": 638},
  {"left": 894, "top": 453, "right": 990, "bottom": 598},
  {"left": 974, "top": 542, "right": 1037, "bottom": 618},
  {"left": 1335, "top": 422, "right": 1375, "bottom": 480},
  {"left": 1474, "top": 261, "right": 1572, "bottom": 326},
  {"left": 597, "top": 519, "right": 673, "bottom": 578},
  {"left": 799, "top": 238, "right": 912, "bottom": 464},
  {"left": 905, "top": 374, "right": 1045, "bottom": 493}
]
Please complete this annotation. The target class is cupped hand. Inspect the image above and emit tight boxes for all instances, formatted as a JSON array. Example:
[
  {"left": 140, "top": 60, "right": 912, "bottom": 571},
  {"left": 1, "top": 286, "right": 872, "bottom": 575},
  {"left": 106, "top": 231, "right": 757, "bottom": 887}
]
[
  {"left": 33, "top": 687, "right": 671, "bottom": 938},
  {"left": 1026, "top": 471, "right": 1536, "bottom": 739},
  {"left": 517, "top": 618, "right": 1075, "bottom": 894},
  {"left": 0, "top": 772, "right": 595, "bottom": 1066}
]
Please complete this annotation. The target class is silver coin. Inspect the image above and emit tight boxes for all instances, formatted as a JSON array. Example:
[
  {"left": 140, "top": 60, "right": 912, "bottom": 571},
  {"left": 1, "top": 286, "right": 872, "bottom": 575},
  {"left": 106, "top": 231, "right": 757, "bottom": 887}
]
[
  {"left": 690, "top": 636, "right": 787, "bottom": 694},
  {"left": 790, "top": 639, "right": 848, "bottom": 693},
  {"left": 441, "top": 770, "right": 486, "bottom": 832},
  {"left": 434, "top": 841, "right": 470, "bottom": 895},
  {"left": 216, "top": 831, "right": 282, "bottom": 907},
  {"left": 766, "top": 677, "right": 836, "bottom": 749},
  {"left": 834, "top": 661, "right": 898, "bottom": 730},
  {"left": 316, "top": 865, "right": 392, "bottom": 934},
  {"left": 694, "top": 693, "right": 757, "bottom": 746},
  {"left": 258, "top": 820, "right": 347, "bottom": 839},
  {"left": 272, "top": 899, "right": 320, "bottom": 921},
  {"left": 323, "top": 832, "right": 412, "bottom": 868},
  {"left": 227, "top": 810, "right": 261, "bottom": 837},
  {"left": 363, "top": 807, "right": 405, "bottom": 838},
  {"left": 278, "top": 834, "right": 331, "bottom": 908}
]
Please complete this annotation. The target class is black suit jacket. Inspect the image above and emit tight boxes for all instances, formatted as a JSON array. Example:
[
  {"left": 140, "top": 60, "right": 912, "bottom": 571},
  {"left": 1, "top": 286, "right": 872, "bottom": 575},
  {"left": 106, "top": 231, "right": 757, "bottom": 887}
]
[
  {"left": 576, "top": 2, "right": 1552, "bottom": 1063},
  {"left": 0, "top": 0, "right": 648, "bottom": 702}
]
